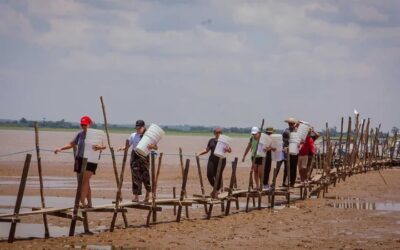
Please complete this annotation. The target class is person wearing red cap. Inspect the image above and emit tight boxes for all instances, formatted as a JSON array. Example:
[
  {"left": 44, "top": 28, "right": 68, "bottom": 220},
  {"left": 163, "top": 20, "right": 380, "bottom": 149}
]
[
  {"left": 198, "top": 127, "right": 232, "bottom": 196},
  {"left": 54, "top": 116, "right": 106, "bottom": 208}
]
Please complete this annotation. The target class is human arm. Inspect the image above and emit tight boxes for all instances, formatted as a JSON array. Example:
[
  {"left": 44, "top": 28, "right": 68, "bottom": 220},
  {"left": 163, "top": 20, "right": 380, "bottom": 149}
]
[
  {"left": 54, "top": 142, "right": 75, "bottom": 154},
  {"left": 242, "top": 143, "right": 251, "bottom": 162},
  {"left": 198, "top": 147, "right": 210, "bottom": 156},
  {"left": 93, "top": 144, "right": 106, "bottom": 151},
  {"left": 147, "top": 143, "right": 158, "bottom": 150},
  {"left": 312, "top": 128, "right": 320, "bottom": 139},
  {"left": 224, "top": 146, "right": 232, "bottom": 153}
]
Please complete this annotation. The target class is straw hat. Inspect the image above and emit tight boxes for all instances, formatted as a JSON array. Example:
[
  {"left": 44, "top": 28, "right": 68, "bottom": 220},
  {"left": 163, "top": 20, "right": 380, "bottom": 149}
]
[
  {"left": 265, "top": 127, "right": 274, "bottom": 133},
  {"left": 284, "top": 117, "right": 298, "bottom": 124}
]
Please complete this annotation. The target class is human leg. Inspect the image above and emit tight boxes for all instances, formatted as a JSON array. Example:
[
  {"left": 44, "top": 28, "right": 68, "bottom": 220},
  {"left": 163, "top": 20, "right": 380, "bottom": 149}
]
[
  {"left": 298, "top": 156, "right": 308, "bottom": 183},
  {"left": 290, "top": 155, "right": 299, "bottom": 186},
  {"left": 263, "top": 156, "right": 272, "bottom": 186},
  {"left": 206, "top": 160, "right": 216, "bottom": 187},
  {"left": 80, "top": 170, "right": 93, "bottom": 207}
]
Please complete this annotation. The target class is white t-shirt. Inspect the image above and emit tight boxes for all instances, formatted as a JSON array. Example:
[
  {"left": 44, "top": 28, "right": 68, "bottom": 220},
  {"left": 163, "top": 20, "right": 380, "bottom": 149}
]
[{"left": 129, "top": 132, "right": 141, "bottom": 149}]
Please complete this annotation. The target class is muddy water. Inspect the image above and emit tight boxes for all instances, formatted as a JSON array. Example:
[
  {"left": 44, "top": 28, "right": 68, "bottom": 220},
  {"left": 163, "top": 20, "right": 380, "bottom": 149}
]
[{"left": 0, "top": 130, "right": 250, "bottom": 166}]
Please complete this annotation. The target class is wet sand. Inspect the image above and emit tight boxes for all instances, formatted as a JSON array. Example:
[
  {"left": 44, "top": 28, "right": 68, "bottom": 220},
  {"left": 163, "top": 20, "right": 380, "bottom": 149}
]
[{"left": 0, "top": 130, "right": 400, "bottom": 249}]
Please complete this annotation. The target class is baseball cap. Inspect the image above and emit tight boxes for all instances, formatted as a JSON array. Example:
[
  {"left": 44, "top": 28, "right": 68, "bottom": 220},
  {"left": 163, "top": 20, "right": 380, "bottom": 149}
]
[
  {"left": 135, "top": 120, "right": 145, "bottom": 128},
  {"left": 251, "top": 126, "right": 259, "bottom": 135},
  {"left": 80, "top": 116, "right": 92, "bottom": 125}
]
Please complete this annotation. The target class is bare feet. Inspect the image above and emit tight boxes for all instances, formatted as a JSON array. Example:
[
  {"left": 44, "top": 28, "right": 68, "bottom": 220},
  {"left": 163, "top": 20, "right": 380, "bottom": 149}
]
[
  {"left": 143, "top": 192, "right": 150, "bottom": 202},
  {"left": 132, "top": 195, "right": 139, "bottom": 202}
]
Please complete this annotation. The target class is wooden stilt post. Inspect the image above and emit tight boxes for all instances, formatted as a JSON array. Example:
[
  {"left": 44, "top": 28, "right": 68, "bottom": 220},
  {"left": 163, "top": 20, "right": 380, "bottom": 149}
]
[
  {"left": 178, "top": 148, "right": 189, "bottom": 218},
  {"left": 344, "top": 117, "right": 352, "bottom": 178},
  {"left": 8, "top": 154, "right": 32, "bottom": 243},
  {"left": 110, "top": 139, "right": 130, "bottom": 232},
  {"left": 225, "top": 157, "right": 238, "bottom": 216},
  {"left": 155, "top": 153, "right": 163, "bottom": 191},
  {"left": 337, "top": 117, "right": 344, "bottom": 172},
  {"left": 151, "top": 152, "right": 157, "bottom": 223},
  {"left": 69, "top": 158, "right": 87, "bottom": 236},
  {"left": 363, "top": 119, "right": 370, "bottom": 172},
  {"left": 177, "top": 159, "right": 190, "bottom": 222},
  {"left": 195, "top": 155, "right": 208, "bottom": 214},
  {"left": 100, "top": 96, "right": 129, "bottom": 229},
  {"left": 258, "top": 157, "right": 266, "bottom": 209},
  {"left": 100, "top": 96, "right": 120, "bottom": 190},
  {"left": 173, "top": 187, "right": 177, "bottom": 216},
  {"left": 33, "top": 122, "right": 49, "bottom": 238}
]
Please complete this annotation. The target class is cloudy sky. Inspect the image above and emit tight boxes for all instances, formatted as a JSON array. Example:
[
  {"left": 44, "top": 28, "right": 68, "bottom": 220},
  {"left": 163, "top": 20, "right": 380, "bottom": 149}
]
[{"left": 0, "top": 0, "right": 399, "bottom": 131}]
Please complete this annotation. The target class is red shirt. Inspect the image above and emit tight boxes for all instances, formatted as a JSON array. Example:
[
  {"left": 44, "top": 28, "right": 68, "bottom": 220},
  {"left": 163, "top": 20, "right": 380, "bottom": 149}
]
[{"left": 299, "top": 136, "right": 316, "bottom": 156}]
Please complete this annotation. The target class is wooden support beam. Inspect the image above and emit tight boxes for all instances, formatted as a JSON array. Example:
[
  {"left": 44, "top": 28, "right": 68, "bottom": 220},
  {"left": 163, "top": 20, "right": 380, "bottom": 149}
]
[
  {"left": 195, "top": 155, "right": 208, "bottom": 214},
  {"left": 8, "top": 154, "right": 32, "bottom": 243},
  {"left": 225, "top": 158, "right": 238, "bottom": 216},
  {"left": 177, "top": 159, "right": 190, "bottom": 222},
  {"left": 33, "top": 122, "right": 50, "bottom": 238}
]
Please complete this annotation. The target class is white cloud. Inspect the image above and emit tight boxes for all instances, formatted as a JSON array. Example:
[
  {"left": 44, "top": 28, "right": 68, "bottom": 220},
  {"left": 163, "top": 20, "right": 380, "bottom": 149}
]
[
  {"left": 0, "top": 3, "right": 33, "bottom": 38},
  {"left": 353, "top": 4, "right": 389, "bottom": 22}
]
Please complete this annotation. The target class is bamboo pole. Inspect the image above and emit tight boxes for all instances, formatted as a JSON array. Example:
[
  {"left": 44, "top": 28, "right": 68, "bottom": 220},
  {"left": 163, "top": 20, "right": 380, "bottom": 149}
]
[{"left": 33, "top": 122, "right": 49, "bottom": 238}]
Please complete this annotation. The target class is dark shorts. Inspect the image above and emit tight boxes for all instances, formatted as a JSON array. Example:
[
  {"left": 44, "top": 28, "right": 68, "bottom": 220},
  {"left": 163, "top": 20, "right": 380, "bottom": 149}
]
[
  {"left": 252, "top": 156, "right": 263, "bottom": 165},
  {"left": 74, "top": 157, "right": 98, "bottom": 174}
]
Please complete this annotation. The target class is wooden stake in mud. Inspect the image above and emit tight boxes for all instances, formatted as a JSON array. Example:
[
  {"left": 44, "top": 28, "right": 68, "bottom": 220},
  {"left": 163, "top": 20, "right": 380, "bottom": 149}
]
[
  {"left": 225, "top": 157, "right": 239, "bottom": 216},
  {"left": 179, "top": 148, "right": 185, "bottom": 177},
  {"left": 8, "top": 154, "right": 32, "bottom": 243},
  {"left": 69, "top": 158, "right": 87, "bottom": 236},
  {"left": 110, "top": 139, "right": 130, "bottom": 232},
  {"left": 344, "top": 117, "right": 352, "bottom": 175},
  {"left": 33, "top": 122, "right": 50, "bottom": 238},
  {"left": 100, "top": 96, "right": 120, "bottom": 191},
  {"left": 363, "top": 119, "right": 371, "bottom": 172},
  {"left": 177, "top": 159, "right": 190, "bottom": 222},
  {"left": 374, "top": 125, "right": 387, "bottom": 185},
  {"left": 178, "top": 148, "right": 189, "bottom": 218},
  {"left": 151, "top": 152, "right": 157, "bottom": 223},
  {"left": 155, "top": 152, "right": 163, "bottom": 191},
  {"left": 195, "top": 155, "right": 208, "bottom": 214},
  {"left": 337, "top": 117, "right": 344, "bottom": 168}
]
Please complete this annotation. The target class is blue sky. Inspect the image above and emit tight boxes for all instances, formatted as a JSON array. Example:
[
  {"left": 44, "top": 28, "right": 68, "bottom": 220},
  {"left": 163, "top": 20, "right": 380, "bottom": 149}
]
[{"left": 0, "top": 0, "right": 399, "bottom": 131}]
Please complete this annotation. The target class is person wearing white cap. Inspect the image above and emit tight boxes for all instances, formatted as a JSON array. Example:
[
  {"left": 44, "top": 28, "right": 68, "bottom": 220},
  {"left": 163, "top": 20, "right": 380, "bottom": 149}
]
[{"left": 242, "top": 126, "right": 265, "bottom": 190}]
